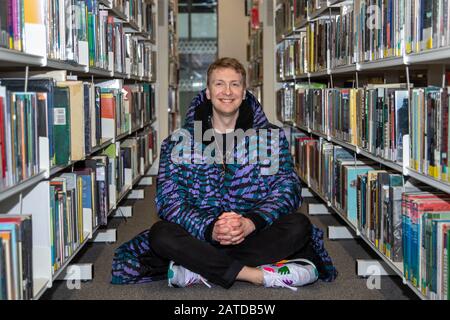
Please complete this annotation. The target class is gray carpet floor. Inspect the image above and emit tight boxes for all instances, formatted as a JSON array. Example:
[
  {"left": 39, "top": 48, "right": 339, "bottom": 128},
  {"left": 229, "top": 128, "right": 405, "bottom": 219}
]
[{"left": 41, "top": 181, "right": 418, "bottom": 300}]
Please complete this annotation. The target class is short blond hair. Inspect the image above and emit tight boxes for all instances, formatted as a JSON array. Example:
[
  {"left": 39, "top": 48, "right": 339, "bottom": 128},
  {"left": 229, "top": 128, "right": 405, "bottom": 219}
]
[{"left": 207, "top": 57, "right": 247, "bottom": 88}]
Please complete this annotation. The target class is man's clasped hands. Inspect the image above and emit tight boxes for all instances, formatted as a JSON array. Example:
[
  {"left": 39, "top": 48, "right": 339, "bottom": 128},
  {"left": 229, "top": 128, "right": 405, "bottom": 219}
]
[{"left": 211, "top": 212, "right": 256, "bottom": 245}]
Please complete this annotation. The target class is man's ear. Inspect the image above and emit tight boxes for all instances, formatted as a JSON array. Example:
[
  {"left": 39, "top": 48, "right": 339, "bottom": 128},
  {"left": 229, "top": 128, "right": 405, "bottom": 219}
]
[{"left": 206, "top": 87, "right": 211, "bottom": 100}]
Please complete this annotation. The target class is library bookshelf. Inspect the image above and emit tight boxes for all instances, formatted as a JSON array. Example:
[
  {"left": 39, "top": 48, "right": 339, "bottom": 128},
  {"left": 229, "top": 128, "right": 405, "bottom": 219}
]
[
  {"left": 0, "top": 0, "right": 160, "bottom": 300},
  {"left": 274, "top": 0, "right": 450, "bottom": 300}
]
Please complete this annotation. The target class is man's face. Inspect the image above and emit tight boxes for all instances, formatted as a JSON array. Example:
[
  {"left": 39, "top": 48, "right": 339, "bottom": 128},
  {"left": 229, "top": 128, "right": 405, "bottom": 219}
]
[{"left": 206, "top": 67, "right": 246, "bottom": 117}]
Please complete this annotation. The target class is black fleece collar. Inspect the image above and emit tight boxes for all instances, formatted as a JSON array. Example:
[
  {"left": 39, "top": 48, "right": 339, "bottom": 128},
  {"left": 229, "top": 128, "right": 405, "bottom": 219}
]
[{"left": 194, "top": 99, "right": 254, "bottom": 135}]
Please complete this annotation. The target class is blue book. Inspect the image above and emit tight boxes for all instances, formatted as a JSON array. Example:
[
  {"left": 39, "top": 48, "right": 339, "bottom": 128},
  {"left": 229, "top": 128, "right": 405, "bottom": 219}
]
[
  {"left": 345, "top": 165, "right": 374, "bottom": 227},
  {"left": 332, "top": 146, "right": 353, "bottom": 203},
  {"left": 49, "top": 185, "right": 56, "bottom": 274},
  {"left": 357, "top": 174, "right": 367, "bottom": 232},
  {"left": 394, "top": 90, "right": 409, "bottom": 163},
  {"left": 403, "top": 203, "right": 411, "bottom": 281},
  {"left": 0, "top": 215, "right": 33, "bottom": 299},
  {"left": 0, "top": 224, "right": 19, "bottom": 299},
  {"left": 0, "top": 239, "right": 5, "bottom": 300},
  {"left": 80, "top": 174, "right": 93, "bottom": 211},
  {"left": 411, "top": 211, "right": 422, "bottom": 287},
  {"left": 77, "top": 171, "right": 93, "bottom": 233}
]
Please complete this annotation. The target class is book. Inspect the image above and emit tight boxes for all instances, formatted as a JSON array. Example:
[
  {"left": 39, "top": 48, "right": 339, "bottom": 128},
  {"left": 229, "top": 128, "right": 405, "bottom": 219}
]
[
  {"left": 0, "top": 239, "right": 5, "bottom": 299},
  {"left": 344, "top": 164, "right": 376, "bottom": 227},
  {"left": 53, "top": 86, "right": 71, "bottom": 166},
  {"left": 0, "top": 215, "right": 32, "bottom": 300},
  {"left": 57, "top": 81, "right": 85, "bottom": 161},
  {"left": 0, "top": 79, "right": 58, "bottom": 167},
  {"left": 0, "top": 231, "right": 13, "bottom": 299}
]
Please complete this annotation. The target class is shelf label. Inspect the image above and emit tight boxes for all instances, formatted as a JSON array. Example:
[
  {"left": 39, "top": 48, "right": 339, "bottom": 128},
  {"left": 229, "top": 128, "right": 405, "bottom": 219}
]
[
  {"left": 79, "top": 41, "right": 89, "bottom": 66},
  {"left": 126, "top": 58, "right": 131, "bottom": 75},
  {"left": 108, "top": 52, "right": 114, "bottom": 72}
]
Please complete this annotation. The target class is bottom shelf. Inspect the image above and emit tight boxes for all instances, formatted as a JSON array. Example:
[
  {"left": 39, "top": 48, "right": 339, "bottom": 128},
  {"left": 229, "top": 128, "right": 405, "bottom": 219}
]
[
  {"left": 357, "top": 232, "right": 425, "bottom": 300},
  {"left": 146, "top": 157, "right": 159, "bottom": 176},
  {"left": 33, "top": 278, "right": 50, "bottom": 300},
  {"left": 299, "top": 173, "right": 427, "bottom": 300},
  {"left": 51, "top": 231, "right": 92, "bottom": 283}
]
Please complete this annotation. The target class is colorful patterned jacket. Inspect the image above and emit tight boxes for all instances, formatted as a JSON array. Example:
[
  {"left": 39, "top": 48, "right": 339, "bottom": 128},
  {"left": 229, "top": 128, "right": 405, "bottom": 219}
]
[
  {"left": 156, "top": 90, "right": 302, "bottom": 241},
  {"left": 112, "top": 90, "right": 337, "bottom": 284}
]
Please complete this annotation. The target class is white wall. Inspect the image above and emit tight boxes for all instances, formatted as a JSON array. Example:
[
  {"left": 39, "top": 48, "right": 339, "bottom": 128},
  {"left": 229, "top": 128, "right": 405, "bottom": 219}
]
[
  {"left": 218, "top": 0, "right": 249, "bottom": 70},
  {"left": 218, "top": 0, "right": 277, "bottom": 125}
]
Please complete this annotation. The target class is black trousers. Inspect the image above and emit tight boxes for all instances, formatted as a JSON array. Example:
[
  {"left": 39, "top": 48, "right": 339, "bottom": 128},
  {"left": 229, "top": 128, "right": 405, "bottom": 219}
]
[{"left": 148, "top": 212, "right": 316, "bottom": 289}]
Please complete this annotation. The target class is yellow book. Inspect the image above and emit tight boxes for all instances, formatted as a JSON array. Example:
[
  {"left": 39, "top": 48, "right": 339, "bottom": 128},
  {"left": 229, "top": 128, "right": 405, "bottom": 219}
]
[
  {"left": 24, "top": 0, "right": 42, "bottom": 24},
  {"left": 406, "top": 42, "right": 412, "bottom": 54},
  {"left": 309, "top": 24, "right": 314, "bottom": 73},
  {"left": 23, "top": 0, "right": 46, "bottom": 56},
  {"left": 350, "top": 89, "right": 357, "bottom": 145},
  {"left": 429, "top": 165, "right": 438, "bottom": 179}
]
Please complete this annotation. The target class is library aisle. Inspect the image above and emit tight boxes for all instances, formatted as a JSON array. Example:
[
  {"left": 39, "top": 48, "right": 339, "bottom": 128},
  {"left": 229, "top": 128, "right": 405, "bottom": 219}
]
[{"left": 41, "top": 182, "right": 416, "bottom": 300}]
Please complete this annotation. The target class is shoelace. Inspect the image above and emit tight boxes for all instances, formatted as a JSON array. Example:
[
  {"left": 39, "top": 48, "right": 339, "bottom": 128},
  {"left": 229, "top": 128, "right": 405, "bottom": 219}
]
[
  {"left": 267, "top": 276, "right": 299, "bottom": 292},
  {"left": 184, "top": 268, "right": 212, "bottom": 288},
  {"left": 264, "top": 258, "right": 317, "bottom": 292}
]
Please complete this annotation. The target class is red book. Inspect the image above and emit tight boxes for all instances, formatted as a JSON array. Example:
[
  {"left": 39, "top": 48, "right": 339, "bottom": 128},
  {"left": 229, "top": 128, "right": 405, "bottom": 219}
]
[
  {"left": 251, "top": 6, "right": 259, "bottom": 29},
  {"left": 100, "top": 93, "right": 115, "bottom": 120}
]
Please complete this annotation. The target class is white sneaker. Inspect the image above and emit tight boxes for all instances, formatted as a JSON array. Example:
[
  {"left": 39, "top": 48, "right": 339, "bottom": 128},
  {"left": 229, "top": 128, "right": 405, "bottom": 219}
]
[
  {"left": 260, "top": 259, "right": 318, "bottom": 291},
  {"left": 167, "top": 261, "right": 211, "bottom": 288}
]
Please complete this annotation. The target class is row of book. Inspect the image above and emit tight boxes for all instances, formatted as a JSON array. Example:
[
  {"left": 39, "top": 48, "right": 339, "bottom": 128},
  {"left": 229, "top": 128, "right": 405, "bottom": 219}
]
[
  {"left": 277, "top": 3, "right": 355, "bottom": 75},
  {"left": 277, "top": 36, "right": 307, "bottom": 80},
  {"left": 49, "top": 126, "right": 156, "bottom": 273},
  {"left": 294, "top": 133, "right": 450, "bottom": 299},
  {"left": 354, "top": 0, "right": 450, "bottom": 61},
  {"left": 275, "top": 0, "right": 294, "bottom": 43},
  {"left": 107, "top": 0, "right": 156, "bottom": 36},
  {"left": 276, "top": 0, "right": 450, "bottom": 74},
  {"left": 247, "top": 19, "right": 263, "bottom": 100},
  {"left": 248, "top": 59, "right": 263, "bottom": 87},
  {"left": 0, "top": 215, "right": 32, "bottom": 300},
  {"left": 249, "top": 86, "right": 263, "bottom": 106},
  {"left": 309, "top": 4, "right": 354, "bottom": 73},
  {"left": 0, "top": 77, "right": 156, "bottom": 191},
  {"left": 0, "top": 0, "right": 156, "bottom": 79},
  {"left": 247, "top": 28, "right": 263, "bottom": 63},
  {"left": 277, "top": 83, "right": 450, "bottom": 182},
  {"left": 50, "top": 171, "right": 91, "bottom": 275},
  {"left": 0, "top": 124, "right": 157, "bottom": 300}
]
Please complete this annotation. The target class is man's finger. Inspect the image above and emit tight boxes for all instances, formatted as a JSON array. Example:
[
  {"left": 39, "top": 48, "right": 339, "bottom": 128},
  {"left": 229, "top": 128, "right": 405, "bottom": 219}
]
[
  {"left": 228, "top": 219, "right": 242, "bottom": 228},
  {"left": 217, "top": 235, "right": 233, "bottom": 242},
  {"left": 215, "top": 219, "right": 227, "bottom": 226},
  {"left": 218, "top": 226, "right": 231, "bottom": 233},
  {"left": 219, "top": 212, "right": 240, "bottom": 219},
  {"left": 229, "top": 228, "right": 244, "bottom": 237}
]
